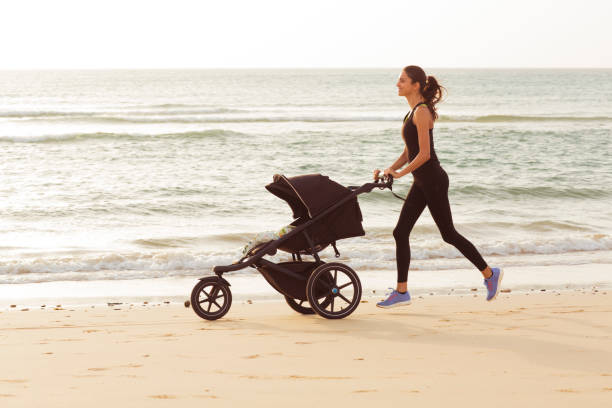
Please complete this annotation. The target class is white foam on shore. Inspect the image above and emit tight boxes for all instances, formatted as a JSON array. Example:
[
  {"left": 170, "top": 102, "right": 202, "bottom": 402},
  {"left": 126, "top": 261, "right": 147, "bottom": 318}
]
[{"left": 1, "top": 235, "right": 611, "bottom": 284}]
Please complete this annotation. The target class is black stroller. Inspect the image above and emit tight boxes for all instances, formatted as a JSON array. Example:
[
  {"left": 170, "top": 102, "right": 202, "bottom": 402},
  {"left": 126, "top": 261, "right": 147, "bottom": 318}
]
[{"left": 191, "top": 173, "right": 393, "bottom": 320}]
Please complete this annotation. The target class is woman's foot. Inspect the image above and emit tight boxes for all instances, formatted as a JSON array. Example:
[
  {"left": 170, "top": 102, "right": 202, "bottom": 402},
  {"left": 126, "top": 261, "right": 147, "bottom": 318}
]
[
  {"left": 484, "top": 267, "right": 503, "bottom": 301},
  {"left": 376, "top": 288, "right": 412, "bottom": 308}
]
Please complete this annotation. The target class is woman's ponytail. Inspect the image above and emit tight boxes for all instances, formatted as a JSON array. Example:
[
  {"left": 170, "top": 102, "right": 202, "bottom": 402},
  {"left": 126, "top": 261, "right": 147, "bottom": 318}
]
[
  {"left": 403, "top": 66, "right": 446, "bottom": 121},
  {"left": 422, "top": 76, "right": 444, "bottom": 120}
]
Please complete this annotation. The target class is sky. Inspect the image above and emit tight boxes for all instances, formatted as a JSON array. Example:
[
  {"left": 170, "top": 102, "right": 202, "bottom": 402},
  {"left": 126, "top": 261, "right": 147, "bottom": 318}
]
[{"left": 1, "top": 0, "right": 611, "bottom": 69}]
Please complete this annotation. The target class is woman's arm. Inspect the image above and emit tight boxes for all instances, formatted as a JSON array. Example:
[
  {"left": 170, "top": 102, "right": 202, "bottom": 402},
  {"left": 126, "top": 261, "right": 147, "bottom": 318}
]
[
  {"left": 388, "top": 146, "right": 409, "bottom": 171},
  {"left": 374, "top": 147, "right": 408, "bottom": 180},
  {"left": 389, "top": 107, "right": 431, "bottom": 178}
]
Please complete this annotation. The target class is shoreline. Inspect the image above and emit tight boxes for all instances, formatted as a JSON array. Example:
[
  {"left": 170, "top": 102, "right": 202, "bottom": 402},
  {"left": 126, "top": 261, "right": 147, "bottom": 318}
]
[
  {"left": 1, "top": 291, "right": 611, "bottom": 406},
  {"left": 1, "top": 285, "right": 609, "bottom": 313},
  {"left": 1, "top": 262, "right": 611, "bottom": 311}
]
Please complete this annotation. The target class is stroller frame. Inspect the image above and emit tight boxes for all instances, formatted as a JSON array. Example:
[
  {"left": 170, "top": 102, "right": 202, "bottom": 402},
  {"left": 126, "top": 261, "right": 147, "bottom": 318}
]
[{"left": 191, "top": 176, "right": 393, "bottom": 320}]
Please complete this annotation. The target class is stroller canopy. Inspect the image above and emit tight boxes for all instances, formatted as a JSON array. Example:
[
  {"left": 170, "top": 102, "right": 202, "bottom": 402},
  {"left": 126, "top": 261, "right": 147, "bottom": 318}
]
[
  {"left": 265, "top": 174, "right": 365, "bottom": 251},
  {"left": 265, "top": 174, "right": 352, "bottom": 219}
]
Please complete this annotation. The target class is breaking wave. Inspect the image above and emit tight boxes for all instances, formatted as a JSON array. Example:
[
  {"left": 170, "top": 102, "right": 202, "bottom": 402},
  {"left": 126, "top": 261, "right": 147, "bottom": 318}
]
[
  {"left": 0, "top": 129, "right": 248, "bottom": 143},
  {"left": 1, "top": 233, "right": 610, "bottom": 284}
]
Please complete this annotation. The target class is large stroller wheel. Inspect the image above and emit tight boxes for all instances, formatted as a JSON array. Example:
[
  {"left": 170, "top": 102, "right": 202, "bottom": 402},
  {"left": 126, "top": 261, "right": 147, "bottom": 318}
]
[
  {"left": 284, "top": 296, "right": 315, "bottom": 315},
  {"left": 306, "top": 263, "right": 361, "bottom": 319},
  {"left": 191, "top": 277, "right": 232, "bottom": 320}
]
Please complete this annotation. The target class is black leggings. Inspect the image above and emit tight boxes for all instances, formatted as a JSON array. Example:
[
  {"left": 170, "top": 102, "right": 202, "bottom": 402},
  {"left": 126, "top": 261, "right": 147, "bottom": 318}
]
[{"left": 393, "top": 167, "right": 488, "bottom": 282}]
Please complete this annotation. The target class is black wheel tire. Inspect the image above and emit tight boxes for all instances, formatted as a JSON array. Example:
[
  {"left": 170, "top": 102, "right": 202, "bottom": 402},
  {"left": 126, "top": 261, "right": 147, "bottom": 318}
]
[
  {"left": 306, "top": 262, "right": 361, "bottom": 319},
  {"left": 284, "top": 296, "right": 316, "bottom": 315},
  {"left": 191, "top": 277, "right": 232, "bottom": 320}
]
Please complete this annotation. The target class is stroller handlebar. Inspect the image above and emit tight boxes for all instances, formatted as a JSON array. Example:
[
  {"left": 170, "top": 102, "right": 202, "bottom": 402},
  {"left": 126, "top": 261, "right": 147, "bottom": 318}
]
[{"left": 348, "top": 174, "right": 393, "bottom": 193}]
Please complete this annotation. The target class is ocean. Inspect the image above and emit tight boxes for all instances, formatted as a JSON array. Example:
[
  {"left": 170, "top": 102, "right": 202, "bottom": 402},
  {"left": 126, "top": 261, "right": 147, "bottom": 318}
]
[{"left": 1, "top": 68, "right": 611, "bottom": 305}]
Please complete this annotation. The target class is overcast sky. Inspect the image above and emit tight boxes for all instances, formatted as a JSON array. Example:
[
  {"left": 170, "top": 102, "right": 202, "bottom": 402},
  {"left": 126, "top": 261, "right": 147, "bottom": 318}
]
[{"left": 1, "top": 0, "right": 610, "bottom": 69}]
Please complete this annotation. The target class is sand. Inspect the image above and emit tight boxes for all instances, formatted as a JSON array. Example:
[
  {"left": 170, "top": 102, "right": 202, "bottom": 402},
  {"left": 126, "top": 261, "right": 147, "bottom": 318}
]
[{"left": 1, "top": 291, "right": 611, "bottom": 407}]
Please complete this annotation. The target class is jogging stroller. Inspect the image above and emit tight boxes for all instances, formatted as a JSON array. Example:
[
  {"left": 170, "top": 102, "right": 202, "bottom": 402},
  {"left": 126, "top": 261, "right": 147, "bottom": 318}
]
[{"left": 191, "top": 173, "right": 393, "bottom": 320}]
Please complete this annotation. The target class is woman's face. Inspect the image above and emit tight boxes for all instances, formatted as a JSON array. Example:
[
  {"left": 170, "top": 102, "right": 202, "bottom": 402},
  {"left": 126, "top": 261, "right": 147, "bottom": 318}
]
[{"left": 396, "top": 71, "right": 419, "bottom": 97}]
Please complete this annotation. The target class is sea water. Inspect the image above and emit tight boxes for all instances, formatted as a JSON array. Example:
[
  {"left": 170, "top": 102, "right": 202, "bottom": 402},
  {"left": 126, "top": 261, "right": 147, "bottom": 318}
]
[{"left": 1, "top": 69, "right": 611, "bottom": 304}]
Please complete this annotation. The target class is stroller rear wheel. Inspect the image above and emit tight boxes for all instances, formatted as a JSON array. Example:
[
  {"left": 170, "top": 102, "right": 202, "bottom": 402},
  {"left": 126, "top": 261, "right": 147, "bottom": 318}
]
[
  {"left": 306, "top": 262, "right": 361, "bottom": 319},
  {"left": 191, "top": 277, "right": 232, "bottom": 320},
  {"left": 284, "top": 296, "right": 315, "bottom": 315}
]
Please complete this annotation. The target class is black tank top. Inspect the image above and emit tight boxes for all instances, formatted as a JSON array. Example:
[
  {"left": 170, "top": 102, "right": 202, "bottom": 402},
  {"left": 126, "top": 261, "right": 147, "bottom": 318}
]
[{"left": 402, "top": 103, "right": 441, "bottom": 177}]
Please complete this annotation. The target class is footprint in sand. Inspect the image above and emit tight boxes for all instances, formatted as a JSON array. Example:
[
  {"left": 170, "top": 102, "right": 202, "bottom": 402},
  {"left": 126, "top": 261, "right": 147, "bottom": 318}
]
[
  {"left": 242, "top": 354, "right": 260, "bottom": 359},
  {"left": 557, "top": 389, "right": 579, "bottom": 393},
  {"left": 0, "top": 379, "right": 28, "bottom": 383},
  {"left": 149, "top": 395, "right": 177, "bottom": 399},
  {"left": 287, "top": 375, "right": 352, "bottom": 380},
  {"left": 0, "top": 394, "right": 16, "bottom": 398},
  {"left": 193, "top": 394, "right": 219, "bottom": 399},
  {"left": 552, "top": 309, "right": 585, "bottom": 314},
  {"left": 88, "top": 368, "right": 109, "bottom": 372}
]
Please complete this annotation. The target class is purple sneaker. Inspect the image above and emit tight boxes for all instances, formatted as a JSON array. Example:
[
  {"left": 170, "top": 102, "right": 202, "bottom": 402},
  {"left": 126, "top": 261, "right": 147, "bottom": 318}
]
[
  {"left": 484, "top": 267, "right": 503, "bottom": 301},
  {"left": 376, "top": 288, "right": 412, "bottom": 309}
]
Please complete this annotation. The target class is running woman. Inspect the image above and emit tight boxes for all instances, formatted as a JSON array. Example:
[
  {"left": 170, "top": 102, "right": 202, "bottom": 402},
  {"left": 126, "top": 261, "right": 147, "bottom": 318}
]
[{"left": 374, "top": 65, "right": 502, "bottom": 308}]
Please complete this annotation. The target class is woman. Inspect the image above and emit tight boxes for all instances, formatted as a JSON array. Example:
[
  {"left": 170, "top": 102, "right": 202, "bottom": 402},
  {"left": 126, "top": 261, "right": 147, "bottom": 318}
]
[{"left": 374, "top": 65, "right": 502, "bottom": 308}]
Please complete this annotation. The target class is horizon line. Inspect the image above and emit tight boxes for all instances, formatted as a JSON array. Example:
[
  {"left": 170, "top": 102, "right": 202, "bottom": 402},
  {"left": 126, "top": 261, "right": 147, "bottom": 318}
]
[{"left": 1, "top": 66, "right": 611, "bottom": 71}]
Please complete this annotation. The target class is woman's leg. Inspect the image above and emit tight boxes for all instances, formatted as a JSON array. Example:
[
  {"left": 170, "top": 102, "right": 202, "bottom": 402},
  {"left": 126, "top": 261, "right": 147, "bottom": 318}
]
[
  {"left": 393, "top": 182, "right": 426, "bottom": 287},
  {"left": 423, "top": 171, "right": 490, "bottom": 277}
]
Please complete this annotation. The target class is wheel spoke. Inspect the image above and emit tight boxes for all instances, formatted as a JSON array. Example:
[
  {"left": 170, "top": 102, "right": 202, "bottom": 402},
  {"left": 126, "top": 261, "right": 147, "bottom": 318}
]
[
  {"left": 338, "top": 281, "right": 353, "bottom": 290},
  {"left": 199, "top": 285, "right": 215, "bottom": 306},
  {"left": 209, "top": 286, "right": 220, "bottom": 304},
  {"left": 207, "top": 300, "right": 213, "bottom": 312},
  {"left": 212, "top": 300, "right": 222, "bottom": 309},
  {"left": 333, "top": 270, "right": 337, "bottom": 285},
  {"left": 214, "top": 293, "right": 225, "bottom": 300},
  {"left": 330, "top": 295, "right": 335, "bottom": 312},
  {"left": 338, "top": 293, "right": 352, "bottom": 304}
]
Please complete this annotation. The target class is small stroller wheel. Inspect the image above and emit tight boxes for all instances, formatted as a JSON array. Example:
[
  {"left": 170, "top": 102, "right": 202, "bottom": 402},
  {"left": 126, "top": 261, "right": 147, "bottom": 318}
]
[
  {"left": 284, "top": 296, "right": 315, "bottom": 315},
  {"left": 306, "top": 263, "right": 361, "bottom": 319},
  {"left": 191, "top": 277, "right": 232, "bottom": 320}
]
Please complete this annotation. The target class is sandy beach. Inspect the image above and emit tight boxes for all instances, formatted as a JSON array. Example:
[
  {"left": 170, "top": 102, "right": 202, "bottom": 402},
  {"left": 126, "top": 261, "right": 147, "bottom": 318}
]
[{"left": 1, "top": 291, "right": 611, "bottom": 407}]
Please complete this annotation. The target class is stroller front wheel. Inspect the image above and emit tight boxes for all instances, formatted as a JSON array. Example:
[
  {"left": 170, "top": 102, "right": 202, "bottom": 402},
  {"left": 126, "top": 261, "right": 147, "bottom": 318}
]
[
  {"left": 191, "top": 277, "right": 232, "bottom": 320},
  {"left": 306, "top": 262, "right": 361, "bottom": 319}
]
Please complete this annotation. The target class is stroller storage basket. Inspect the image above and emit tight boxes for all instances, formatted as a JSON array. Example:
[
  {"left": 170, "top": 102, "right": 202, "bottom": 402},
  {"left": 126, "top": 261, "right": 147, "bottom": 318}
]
[{"left": 257, "top": 261, "right": 323, "bottom": 300}]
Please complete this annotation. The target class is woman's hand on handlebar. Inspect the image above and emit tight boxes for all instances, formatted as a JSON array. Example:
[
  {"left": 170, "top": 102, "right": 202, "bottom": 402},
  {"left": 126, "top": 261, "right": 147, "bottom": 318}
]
[
  {"left": 373, "top": 169, "right": 382, "bottom": 181},
  {"left": 384, "top": 168, "right": 400, "bottom": 179},
  {"left": 373, "top": 168, "right": 395, "bottom": 184},
  {"left": 374, "top": 168, "right": 393, "bottom": 182}
]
